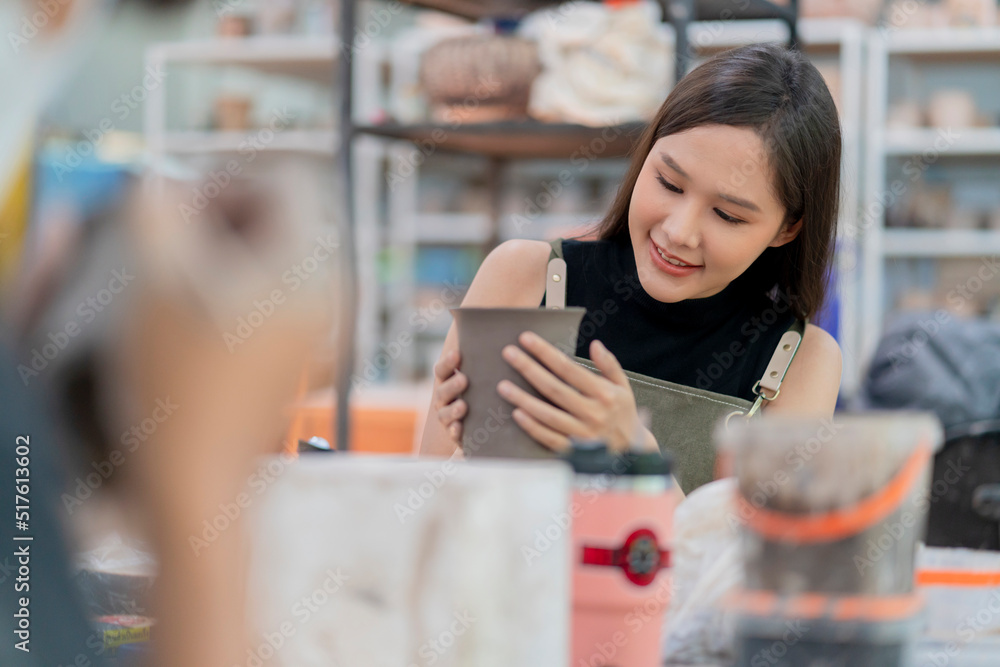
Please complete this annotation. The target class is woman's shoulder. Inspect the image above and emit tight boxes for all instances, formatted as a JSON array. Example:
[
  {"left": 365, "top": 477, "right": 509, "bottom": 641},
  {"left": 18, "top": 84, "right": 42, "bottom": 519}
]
[
  {"left": 461, "top": 239, "right": 552, "bottom": 308},
  {"left": 798, "top": 323, "right": 843, "bottom": 377},
  {"left": 765, "top": 322, "right": 842, "bottom": 416}
]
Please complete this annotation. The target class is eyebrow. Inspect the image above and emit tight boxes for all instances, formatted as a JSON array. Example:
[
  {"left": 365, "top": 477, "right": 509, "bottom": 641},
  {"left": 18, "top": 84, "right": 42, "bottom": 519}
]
[{"left": 659, "top": 152, "right": 762, "bottom": 214}]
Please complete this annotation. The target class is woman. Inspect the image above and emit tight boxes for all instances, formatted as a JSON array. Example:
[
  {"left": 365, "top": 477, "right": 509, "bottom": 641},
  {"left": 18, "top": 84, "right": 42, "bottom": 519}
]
[{"left": 420, "top": 43, "right": 843, "bottom": 493}]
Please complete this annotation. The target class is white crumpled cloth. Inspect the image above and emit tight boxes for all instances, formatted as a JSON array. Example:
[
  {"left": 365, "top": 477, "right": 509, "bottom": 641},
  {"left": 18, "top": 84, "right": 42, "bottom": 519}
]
[
  {"left": 518, "top": 2, "right": 672, "bottom": 126},
  {"left": 661, "top": 478, "right": 742, "bottom": 664}
]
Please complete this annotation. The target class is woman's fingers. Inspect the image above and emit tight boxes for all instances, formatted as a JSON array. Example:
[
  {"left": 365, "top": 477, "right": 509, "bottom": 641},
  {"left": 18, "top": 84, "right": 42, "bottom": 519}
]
[
  {"left": 434, "top": 370, "right": 467, "bottom": 409},
  {"left": 502, "top": 342, "right": 589, "bottom": 415},
  {"left": 438, "top": 399, "right": 466, "bottom": 425},
  {"left": 517, "top": 331, "right": 604, "bottom": 396},
  {"left": 436, "top": 395, "right": 466, "bottom": 432},
  {"left": 497, "top": 379, "right": 585, "bottom": 438},
  {"left": 512, "top": 408, "right": 572, "bottom": 453},
  {"left": 589, "top": 339, "right": 630, "bottom": 388},
  {"left": 433, "top": 349, "right": 460, "bottom": 382},
  {"left": 432, "top": 350, "right": 467, "bottom": 443},
  {"left": 437, "top": 400, "right": 466, "bottom": 441}
]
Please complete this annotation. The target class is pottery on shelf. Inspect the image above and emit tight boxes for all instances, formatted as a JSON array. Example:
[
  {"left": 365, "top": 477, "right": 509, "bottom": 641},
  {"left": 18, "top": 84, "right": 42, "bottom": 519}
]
[
  {"left": 420, "top": 35, "right": 542, "bottom": 124},
  {"left": 927, "top": 89, "right": 978, "bottom": 129},
  {"left": 213, "top": 94, "right": 253, "bottom": 131},
  {"left": 452, "top": 307, "right": 585, "bottom": 459}
]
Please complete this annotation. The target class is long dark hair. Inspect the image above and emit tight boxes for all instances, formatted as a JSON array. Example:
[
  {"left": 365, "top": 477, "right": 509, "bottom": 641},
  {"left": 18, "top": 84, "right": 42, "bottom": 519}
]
[{"left": 597, "top": 43, "right": 842, "bottom": 320}]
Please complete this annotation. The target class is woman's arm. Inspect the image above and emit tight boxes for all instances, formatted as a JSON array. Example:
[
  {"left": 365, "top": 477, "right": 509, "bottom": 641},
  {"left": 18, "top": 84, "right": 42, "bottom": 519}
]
[
  {"left": 418, "top": 239, "right": 551, "bottom": 456},
  {"left": 763, "top": 323, "right": 842, "bottom": 416}
]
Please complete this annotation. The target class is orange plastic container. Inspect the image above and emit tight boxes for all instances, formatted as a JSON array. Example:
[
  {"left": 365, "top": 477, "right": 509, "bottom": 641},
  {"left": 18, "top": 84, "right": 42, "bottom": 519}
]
[{"left": 284, "top": 386, "right": 424, "bottom": 455}]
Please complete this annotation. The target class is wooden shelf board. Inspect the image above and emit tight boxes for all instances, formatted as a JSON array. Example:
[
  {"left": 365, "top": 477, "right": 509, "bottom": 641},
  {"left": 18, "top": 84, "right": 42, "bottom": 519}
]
[
  {"left": 355, "top": 120, "right": 645, "bottom": 159},
  {"left": 399, "top": 0, "right": 566, "bottom": 20},
  {"left": 400, "top": 0, "right": 795, "bottom": 22}
]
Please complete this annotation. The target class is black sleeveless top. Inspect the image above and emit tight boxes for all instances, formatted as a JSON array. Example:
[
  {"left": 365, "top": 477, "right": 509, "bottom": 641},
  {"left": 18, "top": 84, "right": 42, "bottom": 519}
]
[{"left": 541, "top": 234, "right": 797, "bottom": 402}]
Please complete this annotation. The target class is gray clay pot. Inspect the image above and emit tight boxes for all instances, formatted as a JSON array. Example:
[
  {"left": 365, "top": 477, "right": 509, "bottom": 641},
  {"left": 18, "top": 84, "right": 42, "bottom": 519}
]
[{"left": 451, "top": 307, "right": 585, "bottom": 459}]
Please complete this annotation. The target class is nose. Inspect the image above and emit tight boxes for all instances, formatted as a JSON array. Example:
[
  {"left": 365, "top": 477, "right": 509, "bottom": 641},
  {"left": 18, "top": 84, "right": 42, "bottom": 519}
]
[{"left": 660, "top": 200, "right": 701, "bottom": 250}]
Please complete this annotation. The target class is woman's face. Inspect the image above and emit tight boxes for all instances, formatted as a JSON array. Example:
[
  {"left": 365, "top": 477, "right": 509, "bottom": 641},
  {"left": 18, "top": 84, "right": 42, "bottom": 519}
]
[{"left": 628, "top": 124, "right": 800, "bottom": 302}]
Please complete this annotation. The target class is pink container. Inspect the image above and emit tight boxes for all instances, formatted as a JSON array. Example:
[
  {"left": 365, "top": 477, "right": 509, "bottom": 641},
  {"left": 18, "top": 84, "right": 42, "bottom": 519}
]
[{"left": 569, "top": 447, "right": 680, "bottom": 667}]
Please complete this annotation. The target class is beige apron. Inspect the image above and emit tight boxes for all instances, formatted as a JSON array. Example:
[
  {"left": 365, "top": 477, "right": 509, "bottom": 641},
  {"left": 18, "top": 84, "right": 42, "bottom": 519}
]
[{"left": 546, "top": 239, "right": 805, "bottom": 494}]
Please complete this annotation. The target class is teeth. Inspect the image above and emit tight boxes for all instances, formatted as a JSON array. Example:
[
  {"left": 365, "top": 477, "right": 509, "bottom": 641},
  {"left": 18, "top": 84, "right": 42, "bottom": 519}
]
[{"left": 657, "top": 247, "right": 692, "bottom": 267}]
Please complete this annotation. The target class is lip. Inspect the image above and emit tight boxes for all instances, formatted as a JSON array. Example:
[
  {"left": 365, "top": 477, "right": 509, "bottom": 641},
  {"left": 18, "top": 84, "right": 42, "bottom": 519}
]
[{"left": 648, "top": 239, "right": 702, "bottom": 277}]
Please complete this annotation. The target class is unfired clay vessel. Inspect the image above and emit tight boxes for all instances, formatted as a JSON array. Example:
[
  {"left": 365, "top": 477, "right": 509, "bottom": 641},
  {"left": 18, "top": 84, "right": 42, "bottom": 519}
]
[{"left": 452, "top": 307, "right": 585, "bottom": 459}]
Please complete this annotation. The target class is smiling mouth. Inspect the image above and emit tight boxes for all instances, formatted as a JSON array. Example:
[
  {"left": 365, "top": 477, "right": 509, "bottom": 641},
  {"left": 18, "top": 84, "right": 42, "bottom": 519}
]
[{"left": 652, "top": 241, "right": 701, "bottom": 268}]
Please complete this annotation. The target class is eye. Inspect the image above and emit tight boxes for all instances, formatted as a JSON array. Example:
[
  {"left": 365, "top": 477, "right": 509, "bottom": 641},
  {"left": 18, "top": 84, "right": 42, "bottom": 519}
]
[
  {"left": 655, "top": 175, "right": 682, "bottom": 194},
  {"left": 714, "top": 208, "right": 747, "bottom": 225}
]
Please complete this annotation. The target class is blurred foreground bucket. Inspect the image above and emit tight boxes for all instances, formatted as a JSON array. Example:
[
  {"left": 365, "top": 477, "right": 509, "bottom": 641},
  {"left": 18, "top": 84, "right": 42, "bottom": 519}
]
[{"left": 717, "top": 413, "right": 943, "bottom": 666}]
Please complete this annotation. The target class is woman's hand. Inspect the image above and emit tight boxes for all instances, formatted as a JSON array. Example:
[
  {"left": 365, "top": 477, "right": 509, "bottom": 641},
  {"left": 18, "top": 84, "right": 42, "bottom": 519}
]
[
  {"left": 432, "top": 349, "right": 469, "bottom": 445},
  {"left": 498, "top": 333, "right": 657, "bottom": 453}
]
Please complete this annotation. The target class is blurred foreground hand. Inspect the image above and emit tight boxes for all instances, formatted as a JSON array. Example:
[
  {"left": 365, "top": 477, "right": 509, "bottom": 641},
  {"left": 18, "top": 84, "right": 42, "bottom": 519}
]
[{"left": 118, "top": 164, "right": 338, "bottom": 667}]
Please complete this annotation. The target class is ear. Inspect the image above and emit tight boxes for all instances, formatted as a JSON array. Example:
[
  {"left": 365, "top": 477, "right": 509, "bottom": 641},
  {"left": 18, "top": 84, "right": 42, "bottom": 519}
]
[{"left": 768, "top": 218, "right": 802, "bottom": 248}]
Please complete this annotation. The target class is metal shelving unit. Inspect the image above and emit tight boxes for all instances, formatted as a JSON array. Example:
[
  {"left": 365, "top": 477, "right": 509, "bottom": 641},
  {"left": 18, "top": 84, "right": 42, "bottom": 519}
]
[
  {"left": 145, "top": 35, "right": 339, "bottom": 156},
  {"left": 144, "top": 30, "right": 351, "bottom": 447},
  {"left": 340, "top": 1, "right": 882, "bottom": 443},
  {"left": 159, "top": 129, "right": 338, "bottom": 154},
  {"left": 345, "top": 10, "right": 872, "bottom": 397},
  {"left": 861, "top": 27, "right": 1000, "bottom": 369}
]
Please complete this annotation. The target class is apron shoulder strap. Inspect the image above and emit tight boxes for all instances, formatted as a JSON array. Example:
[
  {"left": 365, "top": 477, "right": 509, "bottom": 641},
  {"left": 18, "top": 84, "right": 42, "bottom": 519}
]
[
  {"left": 742, "top": 318, "right": 808, "bottom": 418},
  {"left": 545, "top": 238, "right": 567, "bottom": 310}
]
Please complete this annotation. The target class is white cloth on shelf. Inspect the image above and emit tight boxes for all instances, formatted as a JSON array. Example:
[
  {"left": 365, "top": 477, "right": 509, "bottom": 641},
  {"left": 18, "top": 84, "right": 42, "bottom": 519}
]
[{"left": 519, "top": 2, "right": 672, "bottom": 127}]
